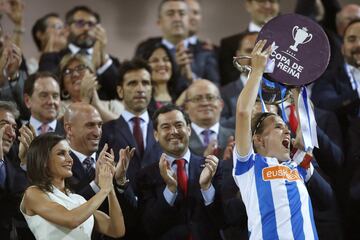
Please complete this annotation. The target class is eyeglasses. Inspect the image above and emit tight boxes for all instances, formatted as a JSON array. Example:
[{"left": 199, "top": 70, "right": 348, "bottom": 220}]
[
  {"left": 63, "top": 64, "right": 88, "bottom": 77},
  {"left": 186, "top": 94, "right": 220, "bottom": 103},
  {"left": 71, "top": 19, "right": 97, "bottom": 29},
  {"left": 252, "top": 0, "right": 278, "bottom": 4},
  {"left": 47, "top": 23, "right": 64, "bottom": 31}
]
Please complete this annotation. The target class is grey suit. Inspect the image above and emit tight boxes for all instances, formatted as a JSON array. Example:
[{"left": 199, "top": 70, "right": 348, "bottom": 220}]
[{"left": 189, "top": 125, "right": 234, "bottom": 159}]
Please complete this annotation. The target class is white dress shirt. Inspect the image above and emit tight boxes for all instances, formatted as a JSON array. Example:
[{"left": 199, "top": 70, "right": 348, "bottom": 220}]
[
  {"left": 121, "top": 110, "right": 149, "bottom": 148},
  {"left": 29, "top": 116, "right": 57, "bottom": 136}
]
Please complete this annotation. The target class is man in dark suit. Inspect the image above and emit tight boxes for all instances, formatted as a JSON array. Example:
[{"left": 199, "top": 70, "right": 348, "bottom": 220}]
[
  {"left": 137, "top": 104, "right": 223, "bottom": 239},
  {"left": 311, "top": 19, "right": 360, "bottom": 144},
  {"left": 220, "top": 31, "right": 258, "bottom": 129},
  {"left": 64, "top": 103, "right": 104, "bottom": 200},
  {"left": 99, "top": 59, "right": 163, "bottom": 239},
  {"left": 135, "top": 0, "right": 220, "bottom": 90},
  {"left": 38, "top": 5, "right": 120, "bottom": 100},
  {"left": 219, "top": 0, "right": 280, "bottom": 86},
  {"left": 23, "top": 72, "right": 65, "bottom": 137},
  {"left": 0, "top": 101, "right": 32, "bottom": 239},
  {"left": 184, "top": 79, "right": 234, "bottom": 159}
]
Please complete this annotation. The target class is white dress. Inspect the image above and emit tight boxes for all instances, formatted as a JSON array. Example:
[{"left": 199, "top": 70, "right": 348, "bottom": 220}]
[{"left": 21, "top": 186, "right": 94, "bottom": 240}]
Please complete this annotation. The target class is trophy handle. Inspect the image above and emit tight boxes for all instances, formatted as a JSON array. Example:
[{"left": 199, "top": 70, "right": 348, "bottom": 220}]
[
  {"left": 292, "top": 26, "right": 299, "bottom": 39},
  {"left": 303, "top": 33, "right": 313, "bottom": 44},
  {"left": 233, "top": 56, "right": 252, "bottom": 72}
]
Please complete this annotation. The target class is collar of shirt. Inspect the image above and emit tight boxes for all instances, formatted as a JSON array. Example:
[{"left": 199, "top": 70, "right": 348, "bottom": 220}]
[
  {"left": 248, "top": 21, "right": 262, "bottom": 32},
  {"left": 70, "top": 147, "right": 97, "bottom": 165},
  {"left": 122, "top": 110, "right": 149, "bottom": 125},
  {"left": 165, "top": 148, "right": 191, "bottom": 168},
  {"left": 161, "top": 38, "right": 190, "bottom": 51},
  {"left": 68, "top": 43, "right": 93, "bottom": 56},
  {"left": 191, "top": 122, "right": 219, "bottom": 138},
  {"left": 30, "top": 116, "right": 57, "bottom": 135},
  {"left": 188, "top": 35, "right": 198, "bottom": 45}
]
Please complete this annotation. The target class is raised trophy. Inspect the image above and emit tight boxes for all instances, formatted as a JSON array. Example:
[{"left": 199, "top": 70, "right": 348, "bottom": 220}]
[
  {"left": 233, "top": 13, "right": 331, "bottom": 151},
  {"left": 233, "top": 13, "right": 330, "bottom": 104}
]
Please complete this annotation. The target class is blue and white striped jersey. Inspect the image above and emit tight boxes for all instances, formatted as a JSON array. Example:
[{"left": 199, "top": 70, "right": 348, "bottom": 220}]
[{"left": 232, "top": 147, "right": 318, "bottom": 240}]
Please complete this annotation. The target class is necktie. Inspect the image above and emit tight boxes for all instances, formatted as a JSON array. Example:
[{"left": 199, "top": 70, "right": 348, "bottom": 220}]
[
  {"left": 40, "top": 123, "right": 49, "bottom": 135},
  {"left": 83, "top": 157, "right": 95, "bottom": 179},
  {"left": 0, "top": 159, "right": 6, "bottom": 188},
  {"left": 288, "top": 104, "right": 298, "bottom": 133},
  {"left": 175, "top": 159, "right": 188, "bottom": 197},
  {"left": 132, "top": 117, "right": 144, "bottom": 156},
  {"left": 201, "top": 129, "right": 211, "bottom": 146}
]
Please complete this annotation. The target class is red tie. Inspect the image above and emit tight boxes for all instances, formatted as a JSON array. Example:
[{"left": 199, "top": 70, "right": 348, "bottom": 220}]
[
  {"left": 288, "top": 104, "right": 298, "bottom": 133},
  {"left": 175, "top": 159, "right": 188, "bottom": 197},
  {"left": 176, "top": 159, "right": 192, "bottom": 240},
  {"left": 132, "top": 117, "right": 144, "bottom": 156}
]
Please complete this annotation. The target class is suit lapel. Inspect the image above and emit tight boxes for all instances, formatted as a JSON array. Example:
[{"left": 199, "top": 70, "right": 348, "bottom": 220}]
[
  {"left": 142, "top": 121, "right": 156, "bottom": 167},
  {"left": 189, "top": 127, "right": 205, "bottom": 156},
  {"left": 117, "top": 116, "right": 138, "bottom": 151},
  {"left": 70, "top": 151, "right": 86, "bottom": 180}
]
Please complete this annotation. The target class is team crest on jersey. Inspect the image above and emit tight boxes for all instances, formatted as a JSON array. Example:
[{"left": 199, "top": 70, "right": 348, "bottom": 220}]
[{"left": 262, "top": 165, "right": 301, "bottom": 181}]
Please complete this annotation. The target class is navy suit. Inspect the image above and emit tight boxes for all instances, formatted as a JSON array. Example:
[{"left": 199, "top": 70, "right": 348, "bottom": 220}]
[
  {"left": 99, "top": 115, "right": 162, "bottom": 239},
  {"left": 136, "top": 153, "right": 223, "bottom": 240},
  {"left": 38, "top": 47, "right": 120, "bottom": 100},
  {"left": 0, "top": 147, "right": 33, "bottom": 239},
  {"left": 68, "top": 152, "right": 97, "bottom": 200},
  {"left": 219, "top": 31, "right": 248, "bottom": 86}
]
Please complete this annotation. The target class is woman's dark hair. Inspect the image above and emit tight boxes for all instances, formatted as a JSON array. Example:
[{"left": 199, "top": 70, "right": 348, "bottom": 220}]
[
  {"left": 26, "top": 133, "right": 66, "bottom": 193},
  {"left": 251, "top": 112, "right": 277, "bottom": 136},
  {"left": 140, "top": 43, "right": 178, "bottom": 100}
]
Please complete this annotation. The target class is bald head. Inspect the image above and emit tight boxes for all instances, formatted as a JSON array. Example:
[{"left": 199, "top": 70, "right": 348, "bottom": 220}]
[
  {"left": 64, "top": 102, "right": 103, "bottom": 156},
  {"left": 185, "top": 79, "right": 223, "bottom": 128},
  {"left": 64, "top": 102, "right": 99, "bottom": 123},
  {"left": 336, "top": 4, "right": 360, "bottom": 36}
]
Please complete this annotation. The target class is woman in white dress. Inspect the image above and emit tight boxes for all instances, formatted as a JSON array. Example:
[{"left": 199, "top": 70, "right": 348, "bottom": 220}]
[{"left": 20, "top": 133, "right": 125, "bottom": 240}]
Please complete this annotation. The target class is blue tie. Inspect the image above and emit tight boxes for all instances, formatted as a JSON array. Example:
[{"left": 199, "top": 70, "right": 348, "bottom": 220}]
[
  {"left": 0, "top": 159, "right": 6, "bottom": 188},
  {"left": 83, "top": 157, "right": 95, "bottom": 179}
]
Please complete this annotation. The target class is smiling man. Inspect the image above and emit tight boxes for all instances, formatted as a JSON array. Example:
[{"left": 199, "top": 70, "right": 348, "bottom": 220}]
[
  {"left": 64, "top": 102, "right": 103, "bottom": 199},
  {"left": 137, "top": 104, "right": 223, "bottom": 239},
  {"left": 24, "top": 71, "right": 65, "bottom": 136},
  {"left": 184, "top": 79, "right": 234, "bottom": 159}
]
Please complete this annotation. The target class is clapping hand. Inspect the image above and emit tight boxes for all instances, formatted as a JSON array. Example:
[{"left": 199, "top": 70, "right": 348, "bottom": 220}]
[
  {"left": 98, "top": 163, "right": 114, "bottom": 194},
  {"left": 95, "top": 144, "right": 115, "bottom": 185},
  {"left": 159, "top": 153, "right": 177, "bottom": 193},
  {"left": 175, "top": 41, "right": 193, "bottom": 82},
  {"left": 114, "top": 146, "right": 135, "bottom": 186},
  {"left": 199, "top": 155, "right": 219, "bottom": 190},
  {"left": 18, "top": 125, "right": 36, "bottom": 165}
]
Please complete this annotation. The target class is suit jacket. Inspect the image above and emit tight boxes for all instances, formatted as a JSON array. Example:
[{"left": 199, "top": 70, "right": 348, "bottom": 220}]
[
  {"left": 38, "top": 47, "right": 120, "bottom": 100},
  {"left": 135, "top": 37, "right": 220, "bottom": 90},
  {"left": 220, "top": 78, "right": 244, "bottom": 129},
  {"left": 136, "top": 153, "right": 223, "bottom": 240},
  {"left": 189, "top": 125, "right": 234, "bottom": 160},
  {"left": 219, "top": 31, "right": 248, "bottom": 86},
  {"left": 68, "top": 152, "right": 97, "bottom": 200},
  {"left": 99, "top": 115, "right": 162, "bottom": 239},
  {"left": 0, "top": 147, "right": 30, "bottom": 238}
]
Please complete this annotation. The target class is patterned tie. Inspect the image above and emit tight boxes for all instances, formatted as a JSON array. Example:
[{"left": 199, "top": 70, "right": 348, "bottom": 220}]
[
  {"left": 175, "top": 159, "right": 188, "bottom": 197},
  {"left": 0, "top": 159, "right": 6, "bottom": 188},
  {"left": 39, "top": 123, "right": 49, "bottom": 135},
  {"left": 83, "top": 157, "right": 95, "bottom": 179},
  {"left": 201, "top": 129, "right": 212, "bottom": 146},
  {"left": 132, "top": 117, "right": 144, "bottom": 156}
]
